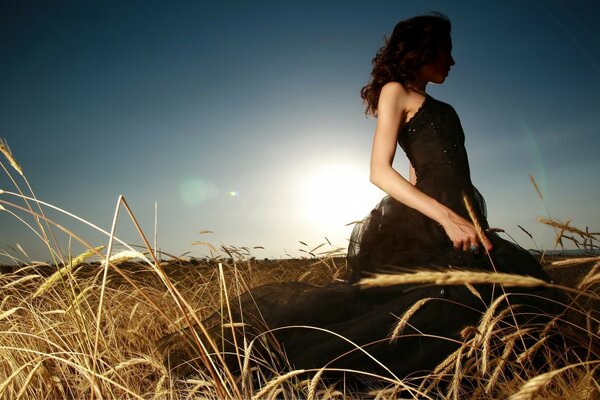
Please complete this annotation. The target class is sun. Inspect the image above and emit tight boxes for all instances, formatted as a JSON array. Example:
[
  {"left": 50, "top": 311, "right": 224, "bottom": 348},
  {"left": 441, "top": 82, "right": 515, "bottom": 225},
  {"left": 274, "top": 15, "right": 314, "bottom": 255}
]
[{"left": 299, "top": 164, "right": 382, "bottom": 232}]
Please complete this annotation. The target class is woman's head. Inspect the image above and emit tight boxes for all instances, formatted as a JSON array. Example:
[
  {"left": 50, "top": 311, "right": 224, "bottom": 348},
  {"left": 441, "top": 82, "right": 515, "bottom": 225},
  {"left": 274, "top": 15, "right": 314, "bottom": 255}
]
[{"left": 361, "top": 12, "right": 452, "bottom": 116}]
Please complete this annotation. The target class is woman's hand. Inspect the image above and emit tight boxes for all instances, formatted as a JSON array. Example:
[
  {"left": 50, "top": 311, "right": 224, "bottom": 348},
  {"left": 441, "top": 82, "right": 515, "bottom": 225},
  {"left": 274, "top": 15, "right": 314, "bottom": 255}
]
[{"left": 440, "top": 211, "right": 494, "bottom": 253}]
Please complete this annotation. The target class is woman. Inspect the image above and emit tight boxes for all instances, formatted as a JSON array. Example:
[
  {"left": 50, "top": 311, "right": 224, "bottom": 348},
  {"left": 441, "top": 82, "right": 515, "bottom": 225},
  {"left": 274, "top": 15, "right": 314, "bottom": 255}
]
[
  {"left": 346, "top": 13, "right": 549, "bottom": 283},
  {"left": 159, "top": 13, "right": 559, "bottom": 383}
]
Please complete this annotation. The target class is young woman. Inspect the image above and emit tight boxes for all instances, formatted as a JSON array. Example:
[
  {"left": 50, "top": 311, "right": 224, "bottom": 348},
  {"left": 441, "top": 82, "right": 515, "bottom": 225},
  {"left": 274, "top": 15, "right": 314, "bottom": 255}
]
[
  {"left": 346, "top": 13, "right": 549, "bottom": 283},
  {"left": 160, "top": 13, "right": 560, "bottom": 383}
]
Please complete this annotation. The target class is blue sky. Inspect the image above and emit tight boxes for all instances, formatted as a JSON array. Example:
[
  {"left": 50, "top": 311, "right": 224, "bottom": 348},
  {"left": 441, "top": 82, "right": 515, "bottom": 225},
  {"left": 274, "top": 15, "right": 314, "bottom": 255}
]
[{"left": 1, "top": 1, "right": 599, "bottom": 262}]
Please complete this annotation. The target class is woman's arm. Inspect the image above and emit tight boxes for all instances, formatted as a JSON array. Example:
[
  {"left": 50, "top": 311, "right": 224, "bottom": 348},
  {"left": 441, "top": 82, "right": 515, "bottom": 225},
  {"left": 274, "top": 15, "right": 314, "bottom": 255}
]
[
  {"left": 369, "top": 82, "right": 493, "bottom": 252},
  {"left": 408, "top": 162, "right": 417, "bottom": 185}
]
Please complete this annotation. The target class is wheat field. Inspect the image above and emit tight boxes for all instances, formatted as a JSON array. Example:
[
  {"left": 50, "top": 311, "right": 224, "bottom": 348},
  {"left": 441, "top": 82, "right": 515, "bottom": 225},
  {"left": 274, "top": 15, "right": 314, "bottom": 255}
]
[{"left": 1, "top": 139, "right": 598, "bottom": 399}]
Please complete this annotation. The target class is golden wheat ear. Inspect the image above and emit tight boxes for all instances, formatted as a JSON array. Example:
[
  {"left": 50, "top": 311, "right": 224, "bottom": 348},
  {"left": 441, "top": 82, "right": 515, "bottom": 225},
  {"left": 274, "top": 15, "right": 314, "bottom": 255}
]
[{"left": 0, "top": 138, "right": 23, "bottom": 176}]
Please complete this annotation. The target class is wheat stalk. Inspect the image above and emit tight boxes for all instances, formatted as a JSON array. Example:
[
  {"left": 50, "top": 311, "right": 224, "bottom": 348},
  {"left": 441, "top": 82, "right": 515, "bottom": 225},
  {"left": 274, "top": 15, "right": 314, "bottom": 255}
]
[
  {"left": 388, "top": 297, "right": 433, "bottom": 343},
  {"left": 105, "top": 250, "right": 145, "bottom": 266},
  {"left": 0, "top": 138, "right": 23, "bottom": 176},
  {"left": 539, "top": 217, "right": 597, "bottom": 240},
  {"left": 464, "top": 282, "right": 483, "bottom": 301},
  {"left": 529, "top": 174, "right": 543, "bottom": 200},
  {"left": 578, "top": 262, "right": 600, "bottom": 289},
  {"left": 462, "top": 193, "right": 488, "bottom": 250},
  {"left": 485, "top": 329, "right": 523, "bottom": 394},
  {"left": 32, "top": 246, "right": 104, "bottom": 299},
  {"left": 468, "top": 294, "right": 510, "bottom": 357},
  {"left": 551, "top": 257, "right": 600, "bottom": 267},
  {"left": 508, "top": 362, "right": 600, "bottom": 400},
  {"left": 359, "top": 271, "right": 548, "bottom": 288},
  {"left": 517, "top": 336, "right": 548, "bottom": 365},
  {"left": 251, "top": 369, "right": 306, "bottom": 400},
  {"left": 451, "top": 346, "right": 463, "bottom": 400},
  {"left": 306, "top": 368, "right": 325, "bottom": 400}
]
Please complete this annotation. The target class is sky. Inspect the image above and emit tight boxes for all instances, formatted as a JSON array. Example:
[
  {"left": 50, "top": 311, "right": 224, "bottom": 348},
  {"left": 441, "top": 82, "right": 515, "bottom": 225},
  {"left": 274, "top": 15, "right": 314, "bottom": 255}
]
[{"left": 1, "top": 0, "right": 599, "bottom": 263}]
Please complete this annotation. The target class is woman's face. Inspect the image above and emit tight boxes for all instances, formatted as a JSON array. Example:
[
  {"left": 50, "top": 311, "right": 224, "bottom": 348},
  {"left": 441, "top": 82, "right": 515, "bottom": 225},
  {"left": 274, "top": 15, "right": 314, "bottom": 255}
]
[{"left": 419, "top": 38, "right": 455, "bottom": 84}]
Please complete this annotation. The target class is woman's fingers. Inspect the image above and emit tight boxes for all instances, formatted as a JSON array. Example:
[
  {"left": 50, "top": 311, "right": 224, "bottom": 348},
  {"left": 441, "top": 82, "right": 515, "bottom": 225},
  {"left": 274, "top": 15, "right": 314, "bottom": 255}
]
[
  {"left": 448, "top": 221, "right": 494, "bottom": 253},
  {"left": 443, "top": 212, "right": 495, "bottom": 253},
  {"left": 450, "top": 231, "right": 478, "bottom": 251},
  {"left": 480, "top": 233, "right": 494, "bottom": 252},
  {"left": 465, "top": 234, "right": 493, "bottom": 253},
  {"left": 463, "top": 236, "right": 477, "bottom": 252}
]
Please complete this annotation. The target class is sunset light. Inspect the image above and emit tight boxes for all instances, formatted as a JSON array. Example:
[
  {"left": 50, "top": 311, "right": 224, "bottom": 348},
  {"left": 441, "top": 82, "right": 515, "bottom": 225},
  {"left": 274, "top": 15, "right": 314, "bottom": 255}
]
[
  {"left": 0, "top": 2, "right": 598, "bottom": 397},
  {"left": 299, "top": 164, "right": 382, "bottom": 232}
]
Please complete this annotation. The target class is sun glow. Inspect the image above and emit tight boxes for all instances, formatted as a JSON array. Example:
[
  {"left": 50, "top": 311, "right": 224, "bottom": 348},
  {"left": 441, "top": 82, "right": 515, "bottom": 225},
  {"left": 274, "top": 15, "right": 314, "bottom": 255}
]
[{"left": 299, "top": 164, "right": 382, "bottom": 232}]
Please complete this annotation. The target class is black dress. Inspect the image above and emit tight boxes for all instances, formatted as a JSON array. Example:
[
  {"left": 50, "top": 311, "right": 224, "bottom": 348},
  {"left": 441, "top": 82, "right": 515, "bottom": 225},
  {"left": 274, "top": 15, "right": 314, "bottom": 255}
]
[
  {"left": 159, "top": 95, "right": 560, "bottom": 381},
  {"left": 346, "top": 94, "right": 551, "bottom": 282}
]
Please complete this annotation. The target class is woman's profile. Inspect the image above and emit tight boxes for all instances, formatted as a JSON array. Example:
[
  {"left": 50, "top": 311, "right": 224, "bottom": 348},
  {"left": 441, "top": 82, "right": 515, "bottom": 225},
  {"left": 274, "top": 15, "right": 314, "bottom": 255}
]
[{"left": 159, "top": 12, "right": 561, "bottom": 385}]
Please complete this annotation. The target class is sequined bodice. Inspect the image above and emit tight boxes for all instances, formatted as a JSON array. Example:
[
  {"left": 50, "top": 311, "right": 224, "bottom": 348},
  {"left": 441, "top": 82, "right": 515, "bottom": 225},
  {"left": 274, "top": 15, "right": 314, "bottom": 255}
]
[{"left": 398, "top": 95, "right": 472, "bottom": 186}]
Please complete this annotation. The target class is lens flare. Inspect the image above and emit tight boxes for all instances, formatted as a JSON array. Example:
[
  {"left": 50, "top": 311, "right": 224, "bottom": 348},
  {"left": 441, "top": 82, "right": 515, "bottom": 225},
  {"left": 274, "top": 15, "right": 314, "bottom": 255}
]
[
  {"left": 519, "top": 120, "right": 548, "bottom": 196},
  {"left": 178, "top": 176, "right": 219, "bottom": 206}
]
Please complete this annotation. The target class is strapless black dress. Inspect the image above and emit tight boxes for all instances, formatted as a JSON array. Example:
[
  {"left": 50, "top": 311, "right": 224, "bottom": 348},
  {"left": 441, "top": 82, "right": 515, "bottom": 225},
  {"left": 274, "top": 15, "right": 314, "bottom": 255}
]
[
  {"left": 159, "top": 95, "right": 561, "bottom": 381},
  {"left": 347, "top": 95, "right": 551, "bottom": 283}
]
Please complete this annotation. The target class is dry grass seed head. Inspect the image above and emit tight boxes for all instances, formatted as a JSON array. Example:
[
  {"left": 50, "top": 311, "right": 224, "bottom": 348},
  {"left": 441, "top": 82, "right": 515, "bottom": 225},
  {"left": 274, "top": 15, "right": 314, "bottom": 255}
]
[
  {"left": 0, "top": 307, "right": 21, "bottom": 321},
  {"left": 485, "top": 330, "right": 522, "bottom": 395},
  {"left": 464, "top": 282, "right": 483, "bottom": 301},
  {"left": 307, "top": 368, "right": 325, "bottom": 400},
  {"left": 517, "top": 336, "right": 548, "bottom": 365},
  {"left": 431, "top": 343, "right": 466, "bottom": 387},
  {"left": 32, "top": 246, "right": 103, "bottom": 299},
  {"left": 578, "top": 262, "right": 600, "bottom": 289},
  {"left": 106, "top": 250, "right": 145, "bottom": 266},
  {"left": 529, "top": 175, "right": 544, "bottom": 200},
  {"left": 462, "top": 193, "right": 485, "bottom": 243},
  {"left": 574, "top": 368, "right": 600, "bottom": 400},
  {"left": 539, "top": 217, "right": 597, "bottom": 241},
  {"left": 460, "top": 325, "right": 481, "bottom": 340},
  {"left": 388, "top": 297, "right": 433, "bottom": 343},
  {"left": 184, "top": 378, "right": 216, "bottom": 398},
  {"left": 320, "top": 385, "right": 344, "bottom": 400},
  {"left": 250, "top": 369, "right": 306, "bottom": 400},
  {"left": 0, "top": 138, "right": 23, "bottom": 176},
  {"left": 480, "top": 305, "right": 521, "bottom": 375},
  {"left": 467, "top": 293, "right": 511, "bottom": 357},
  {"left": 508, "top": 368, "right": 565, "bottom": 400},
  {"left": 447, "top": 345, "right": 463, "bottom": 400},
  {"left": 360, "top": 271, "right": 548, "bottom": 289}
]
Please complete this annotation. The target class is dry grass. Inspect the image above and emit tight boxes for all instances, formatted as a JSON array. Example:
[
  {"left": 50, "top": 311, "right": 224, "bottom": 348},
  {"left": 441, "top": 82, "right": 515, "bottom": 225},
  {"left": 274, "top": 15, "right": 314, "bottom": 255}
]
[{"left": 0, "top": 139, "right": 599, "bottom": 398}]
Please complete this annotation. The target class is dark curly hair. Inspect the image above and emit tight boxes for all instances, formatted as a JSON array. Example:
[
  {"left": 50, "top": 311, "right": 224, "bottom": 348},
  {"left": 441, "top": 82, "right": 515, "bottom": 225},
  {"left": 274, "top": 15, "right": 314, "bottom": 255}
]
[{"left": 360, "top": 12, "right": 451, "bottom": 116}]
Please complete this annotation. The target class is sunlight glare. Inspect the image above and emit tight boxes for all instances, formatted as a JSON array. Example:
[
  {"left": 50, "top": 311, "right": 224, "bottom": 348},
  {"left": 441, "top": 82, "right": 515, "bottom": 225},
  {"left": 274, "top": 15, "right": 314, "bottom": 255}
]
[{"left": 300, "top": 164, "right": 382, "bottom": 232}]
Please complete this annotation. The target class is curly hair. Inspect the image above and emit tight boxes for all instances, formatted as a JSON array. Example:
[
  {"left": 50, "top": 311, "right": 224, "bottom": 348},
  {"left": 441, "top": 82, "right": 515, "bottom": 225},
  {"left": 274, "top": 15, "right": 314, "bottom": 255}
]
[{"left": 360, "top": 12, "right": 451, "bottom": 116}]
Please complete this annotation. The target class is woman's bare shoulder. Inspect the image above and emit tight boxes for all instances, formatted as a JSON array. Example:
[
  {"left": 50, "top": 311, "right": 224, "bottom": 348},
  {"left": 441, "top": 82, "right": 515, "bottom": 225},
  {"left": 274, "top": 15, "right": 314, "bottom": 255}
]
[
  {"left": 381, "top": 81, "right": 409, "bottom": 92},
  {"left": 379, "top": 82, "right": 410, "bottom": 112}
]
